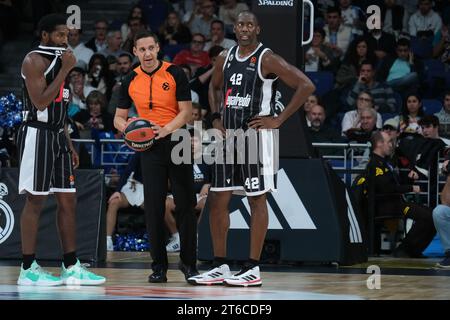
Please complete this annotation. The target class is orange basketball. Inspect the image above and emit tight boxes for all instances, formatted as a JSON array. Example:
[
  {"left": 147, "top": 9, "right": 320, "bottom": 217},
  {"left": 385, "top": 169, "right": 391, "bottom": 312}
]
[{"left": 123, "top": 118, "right": 156, "bottom": 151}]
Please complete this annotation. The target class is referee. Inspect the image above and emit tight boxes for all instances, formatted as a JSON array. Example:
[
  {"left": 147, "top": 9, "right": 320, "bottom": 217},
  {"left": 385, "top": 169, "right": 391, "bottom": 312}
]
[{"left": 114, "top": 30, "right": 198, "bottom": 283}]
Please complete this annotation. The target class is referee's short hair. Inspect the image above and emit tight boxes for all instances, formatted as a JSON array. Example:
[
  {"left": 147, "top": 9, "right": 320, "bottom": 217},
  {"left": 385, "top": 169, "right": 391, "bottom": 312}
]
[
  {"left": 38, "top": 14, "right": 68, "bottom": 39},
  {"left": 134, "top": 30, "right": 159, "bottom": 46}
]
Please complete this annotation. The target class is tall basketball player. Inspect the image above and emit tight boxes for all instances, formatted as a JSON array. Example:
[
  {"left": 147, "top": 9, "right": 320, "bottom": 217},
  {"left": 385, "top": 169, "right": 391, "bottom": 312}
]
[
  {"left": 16, "top": 14, "right": 105, "bottom": 286},
  {"left": 188, "top": 11, "right": 315, "bottom": 287}
]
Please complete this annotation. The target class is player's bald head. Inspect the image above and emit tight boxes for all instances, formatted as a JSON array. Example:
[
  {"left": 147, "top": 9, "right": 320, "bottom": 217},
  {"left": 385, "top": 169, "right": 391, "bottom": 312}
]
[{"left": 237, "top": 11, "right": 259, "bottom": 26}]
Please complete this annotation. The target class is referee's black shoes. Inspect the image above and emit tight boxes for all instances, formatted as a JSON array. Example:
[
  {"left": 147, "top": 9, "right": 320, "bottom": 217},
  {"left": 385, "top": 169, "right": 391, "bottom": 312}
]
[
  {"left": 179, "top": 262, "right": 199, "bottom": 282},
  {"left": 148, "top": 270, "right": 167, "bottom": 283}
]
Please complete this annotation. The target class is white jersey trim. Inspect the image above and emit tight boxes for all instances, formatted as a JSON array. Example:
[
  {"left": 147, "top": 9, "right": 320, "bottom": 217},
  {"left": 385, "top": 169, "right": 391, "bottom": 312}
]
[{"left": 235, "top": 43, "right": 263, "bottom": 62}]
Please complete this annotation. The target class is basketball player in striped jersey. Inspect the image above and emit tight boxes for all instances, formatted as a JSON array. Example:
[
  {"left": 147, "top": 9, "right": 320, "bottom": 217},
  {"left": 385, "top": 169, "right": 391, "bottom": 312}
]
[
  {"left": 16, "top": 14, "right": 105, "bottom": 286},
  {"left": 188, "top": 11, "right": 315, "bottom": 287}
]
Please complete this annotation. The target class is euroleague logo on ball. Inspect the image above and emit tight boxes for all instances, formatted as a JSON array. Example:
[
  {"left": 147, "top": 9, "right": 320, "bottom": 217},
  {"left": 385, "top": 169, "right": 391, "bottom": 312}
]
[{"left": 0, "top": 183, "right": 14, "bottom": 245}]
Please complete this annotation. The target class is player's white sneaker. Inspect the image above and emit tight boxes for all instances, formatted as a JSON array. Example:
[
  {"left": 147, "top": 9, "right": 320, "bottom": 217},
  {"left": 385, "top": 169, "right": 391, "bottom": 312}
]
[
  {"left": 224, "top": 266, "right": 262, "bottom": 287},
  {"left": 187, "top": 264, "right": 232, "bottom": 285}
]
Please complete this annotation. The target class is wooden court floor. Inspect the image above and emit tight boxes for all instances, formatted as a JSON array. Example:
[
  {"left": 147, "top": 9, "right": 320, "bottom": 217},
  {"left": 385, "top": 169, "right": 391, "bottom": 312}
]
[{"left": 1, "top": 252, "right": 449, "bottom": 300}]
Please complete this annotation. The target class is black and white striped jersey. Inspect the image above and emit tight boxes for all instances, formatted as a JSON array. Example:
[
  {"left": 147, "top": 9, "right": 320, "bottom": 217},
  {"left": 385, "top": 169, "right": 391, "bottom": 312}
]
[
  {"left": 21, "top": 45, "right": 70, "bottom": 129},
  {"left": 221, "top": 43, "right": 278, "bottom": 130}
]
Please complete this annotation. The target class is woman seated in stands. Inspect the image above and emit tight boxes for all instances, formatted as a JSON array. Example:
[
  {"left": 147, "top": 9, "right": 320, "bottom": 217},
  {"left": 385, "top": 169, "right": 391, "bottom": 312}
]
[
  {"left": 388, "top": 93, "right": 425, "bottom": 134},
  {"left": 159, "top": 11, "right": 192, "bottom": 47},
  {"left": 72, "top": 90, "right": 114, "bottom": 139},
  {"left": 341, "top": 91, "right": 382, "bottom": 136},
  {"left": 335, "top": 37, "right": 377, "bottom": 89}
]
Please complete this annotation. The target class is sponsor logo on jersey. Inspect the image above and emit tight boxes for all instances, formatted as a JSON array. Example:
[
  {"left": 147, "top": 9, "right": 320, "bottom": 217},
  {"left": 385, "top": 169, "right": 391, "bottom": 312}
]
[{"left": 224, "top": 91, "right": 251, "bottom": 108}]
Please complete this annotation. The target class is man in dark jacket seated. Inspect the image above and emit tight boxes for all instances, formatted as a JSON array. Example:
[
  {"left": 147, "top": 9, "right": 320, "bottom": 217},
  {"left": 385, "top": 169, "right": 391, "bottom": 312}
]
[{"left": 366, "top": 131, "right": 436, "bottom": 258}]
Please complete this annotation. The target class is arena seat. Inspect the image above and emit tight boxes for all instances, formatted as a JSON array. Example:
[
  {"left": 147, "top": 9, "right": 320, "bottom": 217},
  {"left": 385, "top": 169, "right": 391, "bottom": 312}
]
[
  {"left": 305, "top": 71, "right": 334, "bottom": 97},
  {"left": 422, "top": 99, "right": 443, "bottom": 115}
]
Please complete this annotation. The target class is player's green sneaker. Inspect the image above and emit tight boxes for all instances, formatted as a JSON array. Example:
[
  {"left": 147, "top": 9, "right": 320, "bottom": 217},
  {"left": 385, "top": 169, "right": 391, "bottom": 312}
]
[
  {"left": 60, "top": 259, "right": 106, "bottom": 285},
  {"left": 17, "top": 261, "right": 63, "bottom": 286}
]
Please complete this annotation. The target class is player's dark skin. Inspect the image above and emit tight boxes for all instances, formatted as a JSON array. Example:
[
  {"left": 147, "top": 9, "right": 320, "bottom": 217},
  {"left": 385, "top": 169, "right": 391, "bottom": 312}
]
[
  {"left": 208, "top": 12, "right": 315, "bottom": 261},
  {"left": 20, "top": 24, "right": 79, "bottom": 258}
]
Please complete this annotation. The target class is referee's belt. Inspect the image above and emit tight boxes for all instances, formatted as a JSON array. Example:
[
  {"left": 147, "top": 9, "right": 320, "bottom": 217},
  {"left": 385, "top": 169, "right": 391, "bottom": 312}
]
[{"left": 25, "top": 121, "right": 64, "bottom": 133}]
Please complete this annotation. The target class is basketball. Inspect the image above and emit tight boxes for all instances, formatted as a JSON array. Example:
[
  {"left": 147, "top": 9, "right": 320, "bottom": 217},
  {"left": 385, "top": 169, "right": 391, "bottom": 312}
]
[{"left": 123, "top": 118, "right": 156, "bottom": 151}]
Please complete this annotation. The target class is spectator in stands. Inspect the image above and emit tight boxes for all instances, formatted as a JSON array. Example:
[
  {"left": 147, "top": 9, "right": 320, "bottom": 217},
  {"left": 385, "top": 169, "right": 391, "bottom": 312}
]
[
  {"left": 218, "top": 0, "right": 249, "bottom": 37},
  {"left": 308, "top": 104, "right": 346, "bottom": 156},
  {"left": 182, "top": 0, "right": 203, "bottom": 26},
  {"left": 342, "top": 91, "right": 383, "bottom": 135},
  {"left": 122, "top": 17, "right": 148, "bottom": 55},
  {"left": 179, "top": 64, "right": 200, "bottom": 104},
  {"left": 120, "top": 4, "right": 148, "bottom": 41},
  {"left": 108, "top": 53, "right": 134, "bottom": 116},
  {"left": 85, "top": 19, "right": 109, "bottom": 53},
  {"left": 390, "top": 93, "right": 424, "bottom": 134},
  {"left": 419, "top": 115, "right": 450, "bottom": 145},
  {"left": 381, "top": 0, "right": 410, "bottom": 39},
  {"left": 86, "top": 53, "right": 115, "bottom": 100},
  {"left": 190, "top": 45, "right": 224, "bottom": 117},
  {"left": 377, "top": 38, "right": 424, "bottom": 93},
  {"left": 190, "top": 0, "right": 217, "bottom": 40},
  {"left": 173, "top": 33, "right": 210, "bottom": 74},
  {"left": 187, "top": 103, "right": 203, "bottom": 130},
  {"left": 68, "top": 66, "right": 95, "bottom": 113},
  {"left": 68, "top": 28, "right": 94, "bottom": 67},
  {"left": 139, "top": 0, "right": 171, "bottom": 32},
  {"left": 304, "top": 28, "right": 337, "bottom": 73},
  {"left": 158, "top": 11, "right": 192, "bottom": 47},
  {"left": 323, "top": 7, "right": 353, "bottom": 60},
  {"left": 346, "top": 60, "right": 397, "bottom": 113},
  {"left": 99, "top": 30, "right": 127, "bottom": 59},
  {"left": 366, "top": 130, "right": 436, "bottom": 258},
  {"left": 432, "top": 23, "right": 450, "bottom": 67},
  {"left": 72, "top": 90, "right": 114, "bottom": 139},
  {"left": 106, "top": 153, "right": 143, "bottom": 251},
  {"left": 434, "top": 91, "right": 450, "bottom": 138},
  {"left": 304, "top": 94, "right": 320, "bottom": 127},
  {"left": 335, "top": 37, "right": 377, "bottom": 89},
  {"left": 433, "top": 162, "right": 450, "bottom": 268},
  {"left": 338, "top": 0, "right": 364, "bottom": 35},
  {"left": 345, "top": 107, "right": 379, "bottom": 143},
  {"left": 365, "top": 22, "right": 396, "bottom": 61},
  {"left": 408, "top": 0, "right": 442, "bottom": 38},
  {"left": 382, "top": 118, "right": 401, "bottom": 143},
  {"left": 204, "top": 20, "right": 236, "bottom": 51}
]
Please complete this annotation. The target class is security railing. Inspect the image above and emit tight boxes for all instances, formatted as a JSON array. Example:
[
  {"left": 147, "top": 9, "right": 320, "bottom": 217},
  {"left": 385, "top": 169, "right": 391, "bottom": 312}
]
[{"left": 72, "top": 139, "right": 445, "bottom": 207}]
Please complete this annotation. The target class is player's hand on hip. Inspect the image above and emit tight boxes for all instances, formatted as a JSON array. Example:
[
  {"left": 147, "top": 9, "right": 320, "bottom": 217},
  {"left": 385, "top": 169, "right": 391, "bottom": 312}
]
[
  {"left": 61, "top": 50, "right": 77, "bottom": 71},
  {"left": 152, "top": 124, "right": 170, "bottom": 140},
  {"left": 248, "top": 116, "right": 281, "bottom": 129}
]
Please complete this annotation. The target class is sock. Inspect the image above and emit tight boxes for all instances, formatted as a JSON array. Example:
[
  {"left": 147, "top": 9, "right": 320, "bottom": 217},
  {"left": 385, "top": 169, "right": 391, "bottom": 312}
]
[
  {"left": 107, "top": 236, "right": 112, "bottom": 241},
  {"left": 172, "top": 232, "right": 180, "bottom": 240},
  {"left": 213, "top": 256, "right": 227, "bottom": 267},
  {"left": 244, "top": 258, "right": 259, "bottom": 269},
  {"left": 63, "top": 251, "right": 78, "bottom": 268},
  {"left": 22, "top": 254, "right": 35, "bottom": 270}
]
